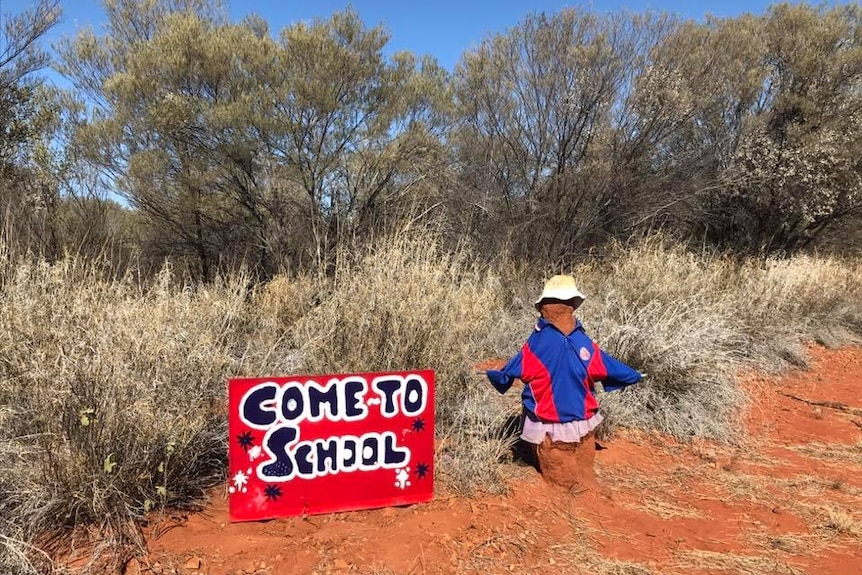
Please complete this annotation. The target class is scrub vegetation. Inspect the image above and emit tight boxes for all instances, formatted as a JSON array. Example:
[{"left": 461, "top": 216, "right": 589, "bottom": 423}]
[
  {"left": 3, "top": 231, "right": 861, "bottom": 572},
  {"left": 2, "top": 0, "right": 862, "bottom": 572}
]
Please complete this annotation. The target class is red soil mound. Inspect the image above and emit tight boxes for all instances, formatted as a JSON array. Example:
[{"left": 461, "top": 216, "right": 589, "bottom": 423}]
[{"left": 89, "top": 347, "right": 862, "bottom": 574}]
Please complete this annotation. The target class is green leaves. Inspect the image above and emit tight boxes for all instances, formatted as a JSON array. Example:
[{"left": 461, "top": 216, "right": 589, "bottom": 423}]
[
  {"left": 103, "top": 453, "right": 117, "bottom": 474},
  {"left": 78, "top": 407, "right": 95, "bottom": 427},
  {"left": 58, "top": 4, "right": 453, "bottom": 277}
]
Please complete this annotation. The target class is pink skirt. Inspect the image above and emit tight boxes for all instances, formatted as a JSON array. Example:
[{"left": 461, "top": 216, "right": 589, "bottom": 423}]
[{"left": 520, "top": 412, "right": 603, "bottom": 445}]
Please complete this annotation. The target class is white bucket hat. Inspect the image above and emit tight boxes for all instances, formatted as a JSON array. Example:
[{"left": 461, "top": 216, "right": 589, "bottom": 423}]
[{"left": 534, "top": 275, "right": 586, "bottom": 310}]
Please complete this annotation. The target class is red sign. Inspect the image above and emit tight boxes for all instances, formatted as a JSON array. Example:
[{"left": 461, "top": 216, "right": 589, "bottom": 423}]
[{"left": 228, "top": 370, "right": 435, "bottom": 522}]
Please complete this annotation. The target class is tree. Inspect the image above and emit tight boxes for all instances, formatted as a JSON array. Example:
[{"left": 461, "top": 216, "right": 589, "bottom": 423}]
[
  {"left": 604, "top": 13, "right": 772, "bottom": 241},
  {"left": 707, "top": 4, "right": 862, "bottom": 253},
  {"left": 60, "top": 3, "right": 452, "bottom": 278},
  {"left": 452, "top": 9, "right": 679, "bottom": 261},
  {"left": 58, "top": 0, "right": 243, "bottom": 279},
  {"left": 256, "top": 10, "right": 452, "bottom": 267},
  {"left": 0, "top": 0, "right": 62, "bottom": 259}
]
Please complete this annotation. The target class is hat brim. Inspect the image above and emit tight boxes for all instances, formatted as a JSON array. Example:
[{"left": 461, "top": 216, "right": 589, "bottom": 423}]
[{"left": 534, "top": 295, "right": 585, "bottom": 311}]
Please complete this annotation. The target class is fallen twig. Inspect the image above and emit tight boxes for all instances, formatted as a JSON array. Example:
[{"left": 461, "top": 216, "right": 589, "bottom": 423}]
[{"left": 780, "top": 393, "right": 862, "bottom": 417}]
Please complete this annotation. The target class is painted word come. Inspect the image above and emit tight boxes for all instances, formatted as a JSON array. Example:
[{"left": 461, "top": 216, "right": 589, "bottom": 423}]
[{"left": 228, "top": 371, "right": 434, "bottom": 522}]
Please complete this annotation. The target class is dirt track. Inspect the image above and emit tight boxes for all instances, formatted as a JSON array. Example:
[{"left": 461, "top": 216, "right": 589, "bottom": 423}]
[{"left": 121, "top": 346, "right": 862, "bottom": 575}]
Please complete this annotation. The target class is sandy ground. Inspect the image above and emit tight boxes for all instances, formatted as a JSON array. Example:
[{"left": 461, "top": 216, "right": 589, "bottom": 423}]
[{"left": 114, "top": 346, "right": 862, "bottom": 575}]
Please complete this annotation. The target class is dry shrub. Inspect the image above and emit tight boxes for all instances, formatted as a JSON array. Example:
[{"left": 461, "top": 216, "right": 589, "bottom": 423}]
[
  {"left": 507, "top": 236, "right": 862, "bottom": 442},
  {"left": 561, "top": 239, "right": 747, "bottom": 442},
  {"left": 253, "top": 273, "right": 322, "bottom": 332},
  {"left": 0, "top": 257, "right": 286, "bottom": 573},
  {"left": 292, "top": 230, "right": 515, "bottom": 493},
  {"left": 732, "top": 255, "right": 862, "bottom": 368}
]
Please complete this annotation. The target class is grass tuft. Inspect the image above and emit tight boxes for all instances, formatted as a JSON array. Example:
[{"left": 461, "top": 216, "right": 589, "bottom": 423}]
[{"left": 675, "top": 549, "right": 809, "bottom": 574}]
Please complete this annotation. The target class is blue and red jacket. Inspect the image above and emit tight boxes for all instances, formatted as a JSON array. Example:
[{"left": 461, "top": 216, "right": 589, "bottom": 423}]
[{"left": 486, "top": 318, "right": 642, "bottom": 423}]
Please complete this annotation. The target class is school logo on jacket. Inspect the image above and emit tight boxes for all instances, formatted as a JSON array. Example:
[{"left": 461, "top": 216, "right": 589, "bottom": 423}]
[{"left": 579, "top": 346, "right": 591, "bottom": 361}]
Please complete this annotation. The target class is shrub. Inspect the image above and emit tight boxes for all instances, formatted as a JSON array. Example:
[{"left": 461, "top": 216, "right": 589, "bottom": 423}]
[
  {"left": 0, "top": 258, "right": 288, "bottom": 572},
  {"left": 731, "top": 255, "right": 862, "bottom": 368},
  {"left": 571, "top": 239, "right": 748, "bottom": 441},
  {"left": 2, "top": 232, "right": 862, "bottom": 572},
  {"left": 292, "top": 229, "right": 517, "bottom": 493},
  {"left": 514, "top": 237, "right": 862, "bottom": 442}
]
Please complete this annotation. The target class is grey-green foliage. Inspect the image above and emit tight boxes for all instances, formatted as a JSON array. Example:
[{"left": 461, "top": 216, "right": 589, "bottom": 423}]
[
  {"left": 453, "top": 3, "right": 862, "bottom": 259},
  {"left": 0, "top": 0, "right": 61, "bottom": 173},
  {"left": 41, "top": 0, "right": 862, "bottom": 275},
  {"left": 0, "top": 0, "right": 64, "bottom": 263},
  {"left": 59, "top": 2, "right": 453, "bottom": 279},
  {"left": 714, "top": 4, "right": 862, "bottom": 253},
  {"left": 0, "top": 0, "right": 60, "bottom": 92},
  {"left": 453, "top": 9, "right": 682, "bottom": 261}
]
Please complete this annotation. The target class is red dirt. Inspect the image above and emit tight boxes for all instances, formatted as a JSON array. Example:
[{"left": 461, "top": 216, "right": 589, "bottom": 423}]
[{"left": 97, "top": 347, "right": 862, "bottom": 574}]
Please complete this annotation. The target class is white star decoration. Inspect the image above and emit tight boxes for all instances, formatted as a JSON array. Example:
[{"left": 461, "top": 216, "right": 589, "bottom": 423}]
[
  {"left": 232, "top": 469, "right": 249, "bottom": 493},
  {"left": 394, "top": 467, "right": 411, "bottom": 490}
]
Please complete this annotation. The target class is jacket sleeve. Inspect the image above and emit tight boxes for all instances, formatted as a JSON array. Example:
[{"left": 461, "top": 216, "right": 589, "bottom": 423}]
[
  {"left": 485, "top": 351, "right": 524, "bottom": 394},
  {"left": 586, "top": 341, "right": 642, "bottom": 392}
]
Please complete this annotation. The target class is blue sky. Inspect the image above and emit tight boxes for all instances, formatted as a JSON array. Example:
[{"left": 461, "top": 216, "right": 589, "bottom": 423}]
[{"left": 2, "top": 0, "right": 795, "bottom": 76}]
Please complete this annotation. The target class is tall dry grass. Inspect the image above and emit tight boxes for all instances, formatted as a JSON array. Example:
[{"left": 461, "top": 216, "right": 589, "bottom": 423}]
[
  {"left": 732, "top": 254, "right": 862, "bottom": 366},
  {"left": 2, "top": 231, "right": 862, "bottom": 572},
  {"left": 0, "top": 255, "right": 291, "bottom": 573},
  {"left": 284, "top": 233, "right": 516, "bottom": 493},
  {"left": 566, "top": 241, "right": 753, "bottom": 441},
  {"left": 532, "top": 238, "right": 862, "bottom": 442}
]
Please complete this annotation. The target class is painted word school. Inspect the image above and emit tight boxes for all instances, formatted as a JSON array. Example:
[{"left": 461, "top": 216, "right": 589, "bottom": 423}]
[{"left": 238, "top": 374, "right": 428, "bottom": 481}]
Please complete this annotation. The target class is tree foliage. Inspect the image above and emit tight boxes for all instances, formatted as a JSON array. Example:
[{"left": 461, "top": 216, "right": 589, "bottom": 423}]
[
  {"left": 451, "top": 3, "right": 862, "bottom": 258},
  {"left": 60, "top": 3, "right": 452, "bottom": 278},
  {"left": 16, "top": 0, "right": 860, "bottom": 275},
  {"left": 453, "top": 10, "right": 686, "bottom": 260},
  {"left": 0, "top": 0, "right": 64, "bottom": 259},
  {"left": 712, "top": 4, "right": 862, "bottom": 253}
]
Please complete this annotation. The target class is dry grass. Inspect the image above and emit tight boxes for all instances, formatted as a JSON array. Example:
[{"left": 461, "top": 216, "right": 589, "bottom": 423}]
[
  {"left": 792, "top": 501, "right": 862, "bottom": 540},
  {"left": 789, "top": 441, "right": 862, "bottom": 466},
  {"left": 551, "top": 543, "right": 658, "bottom": 575},
  {"left": 773, "top": 474, "right": 859, "bottom": 497},
  {"left": 598, "top": 459, "right": 703, "bottom": 501},
  {"left": 555, "top": 240, "right": 749, "bottom": 441},
  {"left": 548, "top": 238, "right": 862, "bottom": 442},
  {"left": 467, "top": 517, "right": 660, "bottom": 575},
  {"left": 2, "top": 231, "right": 862, "bottom": 571},
  {"left": 577, "top": 557, "right": 657, "bottom": 575},
  {"left": 714, "top": 470, "right": 780, "bottom": 503},
  {"left": 289, "top": 230, "right": 517, "bottom": 493},
  {"left": 625, "top": 494, "right": 704, "bottom": 520},
  {"left": 732, "top": 256, "right": 862, "bottom": 368},
  {"left": 724, "top": 466, "right": 862, "bottom": 545},
  {"left": 486, "top": 285, "right": 738, "bottom": 441},
  {"left": 821, "top": 507, "right": 861, "bottom": 538},
  {"left": 0, "top": 257, "right": 290, "bottom": 573},
  {"left": 745, "top": 530, "right": 824, "bottom": 556},
  {"left": 674, "top": 549, "right": 809, "bottom": 574}
]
